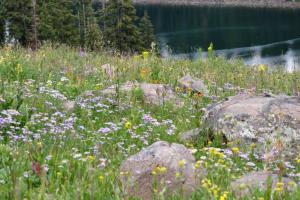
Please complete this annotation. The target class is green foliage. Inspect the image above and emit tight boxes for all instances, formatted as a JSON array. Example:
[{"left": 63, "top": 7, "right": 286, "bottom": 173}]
[
  {"left": 101, "top": 0, "right": 141, "bottom": 53},
  {"left": 75, "top": 0, "right": 102, "bottom": 49},
  {"left": 0, "top": 1, "right": 5, "bottom": 45},
  {"left": 84, "top": 19, "right": 103, "bottom": 50},
  {"left": 139, "top": 11, "right": 155, "bottom": 51},
  {"left": 3, "top": 0, "right": 32, "bottom": 46},
  {"left": 0, "top": 0, "right": 103, "bottom": 49},
  {"left": 37, "top": 0, "right": 80, "bottom": 46},
  {"left": 0, "top": 0, "right": 156, "bottom": 53}
]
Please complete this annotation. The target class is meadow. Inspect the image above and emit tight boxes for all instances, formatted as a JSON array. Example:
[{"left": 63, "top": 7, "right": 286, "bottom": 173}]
[{"left": 0, "top": 44, "right": 299, "bottom": 199}]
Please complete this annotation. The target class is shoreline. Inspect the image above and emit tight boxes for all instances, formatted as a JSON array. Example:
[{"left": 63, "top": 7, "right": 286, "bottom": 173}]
[{"left": 132, "top": 0, "right": 300, "bottom": 9}]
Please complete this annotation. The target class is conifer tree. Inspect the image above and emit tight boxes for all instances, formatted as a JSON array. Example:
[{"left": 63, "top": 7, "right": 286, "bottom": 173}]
[
  {"left": 101, "top": 0, "right": 141, "bottom": 53},
  {"left": 37, "top": 0, "right": 80, "bottom": 46},
  {"left": 76, "top": 0, "right": 102, "bottom": 50},
  {"left": 0, "top": 0, "right": 6, "bottom": 45},
  {"left": 139, "top": 11, "right": 155, "bottom": 51},
  {"left": 85, "top": 19, "right": 103, "bottom": 50},
  {"left": 0, "top": 0, "right": 102, "bottom": 49},
  {"left": 4, "top": 0, "right": 32, "bottom": 46}
]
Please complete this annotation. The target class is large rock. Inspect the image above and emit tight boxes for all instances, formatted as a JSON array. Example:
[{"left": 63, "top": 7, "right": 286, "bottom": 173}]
[
  {"left": 101, "top": 82, "right": 184, "bottom": 107},
  {"left": 178, "top": 75, "right": 208, "bottom": 95},
  {"left": 179, "top": 128, "right": 201, "bottom": 143},
  {"left": 119, "top": 141, "right": 206, "bottom": 200},
  {"left": 203, "top": 93, "right": 300, "bottom": 161},
  {"left": 230, "top": 171, "right": 297, "bottom": 198}
]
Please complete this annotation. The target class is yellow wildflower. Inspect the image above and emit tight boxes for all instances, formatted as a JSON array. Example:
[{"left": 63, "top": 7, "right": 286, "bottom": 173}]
[
  {"left": 175, "top": 172, "right": 180, "bottom": 178},
  {"left": 175, "top": 87, "right": 181, "bottom": 93},
  {"left": 156, "top": 166, "right": 167, "bottom": 174},
  {"left": 37, "top": 142, "right": 42, "bottom": 148},
  {"left": 257, "top": 64, "right": 267, "bottom": 73},
  {"left": 178, "top": 160, "right": 185, "bottom": 167},
  {"left": 208, "top": 42, "right": 213, "bottom": 52},
  {"left": 133, "top": 55, "right": 141, "bottom": 61},
  {"left": 16, "top": 63, "right": 23, "bottom": 74},
  {"left": 195, "top": 161, "right": 202, "bottom": 169},
  {"left": 276, "top": 182, "right": 284, "bottom": 187},
  {"left": 88, "top": 156, "right": 95, "bottom": 161},
  {"left": 125, "top": 121, "right": 132, "bottom": 129},
  {"left": 142, "top": 51, "right": 149, "bottom": 59},
  {"left": 250, "top": 143, "right": 256, "bottom": 149},
  {"left": 231, "top": 147, "right": 240, "bottom": 154},
  {"left": 98, "top": 175, "right": 104, "bottom": 182}
]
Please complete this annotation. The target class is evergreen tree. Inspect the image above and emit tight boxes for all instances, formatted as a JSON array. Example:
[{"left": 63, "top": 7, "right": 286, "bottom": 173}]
[
  {"left": 0, "top": 0, "right": 6, "bottom": 45},
  {"left": 0, "top": 0, "right": 103, "bottom": 49},
  {"left": 37, "top": 0, "right": 80, "bottom": 46},
  {"left": 101, "top": 0, "right": 141, "bottom": 53},
  {"left": 75, "top": 0, "right": 102, "bottom": 50},
  {"left": 30, "top": 0, "right": 38, "bottom": 50},
  {"left": 4, "top": 0, "right": 32, "bottom": 46},
  {"left": 139, "top": 11, "right": 155, "bottom": 51},
  {"left": 85, "top": 20, "right": 103, "bottom": 50}
]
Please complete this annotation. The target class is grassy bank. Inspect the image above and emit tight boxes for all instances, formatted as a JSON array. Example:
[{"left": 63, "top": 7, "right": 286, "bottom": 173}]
[{"left": 0, "top": 45, "right": 299, "bottom": 199}]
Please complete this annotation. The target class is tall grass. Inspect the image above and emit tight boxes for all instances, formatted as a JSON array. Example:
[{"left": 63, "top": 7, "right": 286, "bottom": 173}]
[{"left": 0, "top": 45, "right": 299, "bottom": 199}]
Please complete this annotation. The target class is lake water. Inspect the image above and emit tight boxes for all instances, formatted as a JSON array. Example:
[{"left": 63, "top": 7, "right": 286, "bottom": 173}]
[{"left": 136, "top": 5, "right": 300, "bottom": 71}]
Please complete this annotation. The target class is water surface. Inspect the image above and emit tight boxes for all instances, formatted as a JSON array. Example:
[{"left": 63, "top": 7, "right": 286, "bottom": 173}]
[{"left": 136, "top": 5, "right": 300, "bottom": 71}]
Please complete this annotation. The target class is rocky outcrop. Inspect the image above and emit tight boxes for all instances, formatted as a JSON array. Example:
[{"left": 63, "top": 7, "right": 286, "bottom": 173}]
[
  {"left": 203, "top": 93, "right": 300, "bottom": 161},
  {"left": 230, "top": 171, "right": 297, "bottom": 198},
  {"left": 101, "top": 82, "right": 184, "bottom": 107},
  {"left": 179, "top": 128, "right": 201, "bottom": 143},
  {"left": 119, "top": 141, "right": 206, "bottom": 200},
  {"left": 178, "top": 75, "right": 208, "bottom": 96}
]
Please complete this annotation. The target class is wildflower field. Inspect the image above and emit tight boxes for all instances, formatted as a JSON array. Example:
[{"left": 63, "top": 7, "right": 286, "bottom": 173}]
[{"left": 0, "top": 45, "right": 300, "bottom": 200}]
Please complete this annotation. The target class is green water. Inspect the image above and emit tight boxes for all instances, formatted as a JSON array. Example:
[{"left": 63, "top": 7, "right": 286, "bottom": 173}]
[{"left": 136, "top": 5, "right": 300, "bottom": 71}]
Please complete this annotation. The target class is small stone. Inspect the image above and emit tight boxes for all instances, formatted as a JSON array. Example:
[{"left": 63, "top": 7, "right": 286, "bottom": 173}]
[
  {"left": 178, "top": 75, "right": 208, "bottom": 95},
  {"left": 63, "top": 101, "right": 75, "bottom": 112},
  {"left": 230, "top": 171, "right": 296, "bottom": 198}
]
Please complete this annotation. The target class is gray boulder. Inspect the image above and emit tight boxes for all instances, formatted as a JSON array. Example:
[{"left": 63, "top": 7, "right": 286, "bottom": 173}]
[
  {"left": 230, "top": 171, "right": 297, "bottom": 198},
  {"left": 178, "top": 75, "right": 208, "bottom": 95},
  {"left": 63, "top": 100, "right": 75, "bottom": 112},
  {"left": 179, "top": 128, "right": 201, "bottom": 143},
  {"left": 101, "top": 82, "right": 184, "bottom": 107},
  {"left": 203, "top": 93, "right": 300, "bottom": 161},
  {"left": 119, "top": 141, "right": 206, "bottom": 200}
]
